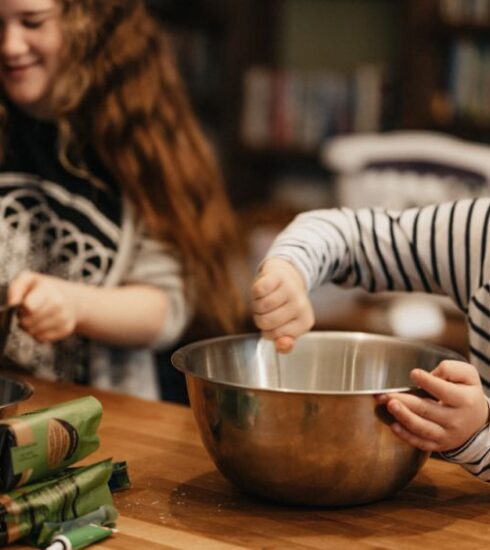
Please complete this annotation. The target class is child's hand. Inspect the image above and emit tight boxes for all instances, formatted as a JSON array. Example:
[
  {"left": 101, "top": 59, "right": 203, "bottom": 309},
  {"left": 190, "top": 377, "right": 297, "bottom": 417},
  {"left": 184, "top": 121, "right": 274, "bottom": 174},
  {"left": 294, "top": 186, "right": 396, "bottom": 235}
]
[
  {"left": 376, "top": 361, "right": 489, "bottom": 452},
  {"left": 8, "top": 271, "right": 84, "bottom": 343},
  {"left": 251, "top": 258, "right": 314, "bottom": 353}
]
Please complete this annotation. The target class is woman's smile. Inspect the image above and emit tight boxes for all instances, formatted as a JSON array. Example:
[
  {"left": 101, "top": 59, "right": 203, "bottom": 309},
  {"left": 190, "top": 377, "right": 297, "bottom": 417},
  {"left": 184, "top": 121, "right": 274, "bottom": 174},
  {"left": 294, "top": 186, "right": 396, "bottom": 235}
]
[{"left": 3, "top": 60, "right": 40, "bottom": 76}]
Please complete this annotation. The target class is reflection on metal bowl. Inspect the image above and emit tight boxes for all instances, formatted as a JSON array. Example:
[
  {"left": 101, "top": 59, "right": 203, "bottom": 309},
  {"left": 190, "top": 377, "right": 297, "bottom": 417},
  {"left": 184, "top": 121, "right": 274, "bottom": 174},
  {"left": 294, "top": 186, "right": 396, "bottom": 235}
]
[
  {"left": 172, "top": 331, "right": 463, "bottom": 507},
  {"left": 0, "top": 376, "right": 33, "bottom": 419}
]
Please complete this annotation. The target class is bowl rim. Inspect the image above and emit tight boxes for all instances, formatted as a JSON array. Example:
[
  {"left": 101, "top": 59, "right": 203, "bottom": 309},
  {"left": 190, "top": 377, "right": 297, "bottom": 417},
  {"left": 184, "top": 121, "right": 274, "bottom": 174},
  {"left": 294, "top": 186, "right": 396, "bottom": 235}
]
[
  {"left": 171, "top": 331, "right": 466, "bottom": 395},
  {"left": 0, "top": 376, "right": 34, "bottom": 410}
]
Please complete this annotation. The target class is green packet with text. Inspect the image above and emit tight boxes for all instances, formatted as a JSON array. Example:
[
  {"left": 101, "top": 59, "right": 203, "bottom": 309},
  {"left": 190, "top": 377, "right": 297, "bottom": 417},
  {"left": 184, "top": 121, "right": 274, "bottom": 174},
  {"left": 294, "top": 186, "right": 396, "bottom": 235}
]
[
  {"left": 0, "top": 458, "right": 117, "bottom": 547},
  {"left": 0, "top": 396, "right": 102, "bottom": 492}
]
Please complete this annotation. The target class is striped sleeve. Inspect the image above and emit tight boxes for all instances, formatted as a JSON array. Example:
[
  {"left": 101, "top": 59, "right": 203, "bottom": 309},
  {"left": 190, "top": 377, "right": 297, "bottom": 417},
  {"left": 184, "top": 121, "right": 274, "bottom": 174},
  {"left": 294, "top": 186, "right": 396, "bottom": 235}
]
[{"left": 267, "top": 199, "right": 490, "bottom": 309}]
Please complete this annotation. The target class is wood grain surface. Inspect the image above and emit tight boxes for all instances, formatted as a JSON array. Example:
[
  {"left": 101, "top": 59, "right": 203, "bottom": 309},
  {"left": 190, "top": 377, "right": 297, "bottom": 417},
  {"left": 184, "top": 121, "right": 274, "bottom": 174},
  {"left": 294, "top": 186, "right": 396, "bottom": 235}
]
[{"left": 8, "top": 374, "right": 490, "bottom": 550}]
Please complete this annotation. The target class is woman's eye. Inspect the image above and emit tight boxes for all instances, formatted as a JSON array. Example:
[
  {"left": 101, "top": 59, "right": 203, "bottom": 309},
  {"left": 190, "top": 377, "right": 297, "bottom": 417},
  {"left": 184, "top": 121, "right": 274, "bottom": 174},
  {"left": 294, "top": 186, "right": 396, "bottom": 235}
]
[{"left": 22, "top": 19, "right": 45, "bottom": 29}]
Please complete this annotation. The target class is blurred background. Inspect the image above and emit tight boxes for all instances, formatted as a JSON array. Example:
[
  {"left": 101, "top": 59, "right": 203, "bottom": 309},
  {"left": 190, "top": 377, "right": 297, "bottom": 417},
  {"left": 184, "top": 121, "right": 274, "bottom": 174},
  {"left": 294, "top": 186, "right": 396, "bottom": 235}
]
[{"left": 146, "top": 0, "right": 490, "bottom": 360}]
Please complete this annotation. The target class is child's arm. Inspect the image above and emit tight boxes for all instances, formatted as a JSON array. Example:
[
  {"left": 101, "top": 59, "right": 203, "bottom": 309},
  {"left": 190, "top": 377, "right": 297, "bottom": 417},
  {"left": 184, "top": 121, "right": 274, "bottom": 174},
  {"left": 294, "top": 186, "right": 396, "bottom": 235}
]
[
  {"left": 253, "top": 199, "right": 490, "bottom": 350},
  {"left": 376, "top": 361, "right": 489, "bottom": 453},
  {"left": 8, "top": 271, "right": 174, "bottom": 347},
  {"left": 264, "top": 200, "right": 490, "bottom": 303}
]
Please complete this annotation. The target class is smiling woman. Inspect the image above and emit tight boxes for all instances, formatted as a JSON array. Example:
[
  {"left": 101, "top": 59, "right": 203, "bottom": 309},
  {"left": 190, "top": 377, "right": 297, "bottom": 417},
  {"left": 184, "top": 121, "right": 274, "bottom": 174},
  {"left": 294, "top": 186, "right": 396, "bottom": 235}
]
[
  {"left": 0, "top": 0, "right": 63, "bottom": 118},
  {"left": 0, "top": 0, "right": 245, "bottom": 399}
]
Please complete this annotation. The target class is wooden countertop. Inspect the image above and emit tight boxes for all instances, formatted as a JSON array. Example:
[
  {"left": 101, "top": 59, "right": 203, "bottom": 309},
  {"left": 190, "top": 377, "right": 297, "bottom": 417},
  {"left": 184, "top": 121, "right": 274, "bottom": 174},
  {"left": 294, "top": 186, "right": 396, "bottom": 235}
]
[{"left": 9, "top": 375, "right": 490, "bottom": 549}]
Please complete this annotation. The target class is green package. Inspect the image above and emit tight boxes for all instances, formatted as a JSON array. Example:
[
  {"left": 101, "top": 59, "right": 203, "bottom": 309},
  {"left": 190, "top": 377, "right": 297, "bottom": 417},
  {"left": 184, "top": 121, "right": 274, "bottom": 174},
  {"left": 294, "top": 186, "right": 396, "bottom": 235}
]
[
  {"left": 37, "top": 504, "right": 119, "bottom": 547},
  {"left": 0, "top": 397, "right": 102, "bottom": 492},
  {"left": 0, "top": 458, "right": 114, "bottom": 547}
]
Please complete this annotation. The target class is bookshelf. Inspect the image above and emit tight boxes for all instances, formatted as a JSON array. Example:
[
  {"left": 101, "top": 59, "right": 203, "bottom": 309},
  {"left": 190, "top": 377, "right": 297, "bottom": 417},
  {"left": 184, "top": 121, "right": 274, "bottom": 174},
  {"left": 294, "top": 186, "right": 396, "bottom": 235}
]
[
  {"left": 401, "top": 0, "right": 490, "bottom": 141},
  {"left": 147, "top": 0, "right": 490, "bottom": 211},
  {"left": 238, "top": 0, "right": 403, "bottom": 210},
  {"left": 147, "top": 0, "right": 405, "bottom": 209}
]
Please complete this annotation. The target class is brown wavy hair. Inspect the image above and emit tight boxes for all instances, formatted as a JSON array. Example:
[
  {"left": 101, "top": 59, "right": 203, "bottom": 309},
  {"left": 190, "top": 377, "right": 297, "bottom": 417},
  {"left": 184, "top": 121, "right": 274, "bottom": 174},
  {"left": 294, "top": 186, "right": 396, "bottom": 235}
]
[{"left": 0, "top": 0, "right": 246, "bottom": 335}]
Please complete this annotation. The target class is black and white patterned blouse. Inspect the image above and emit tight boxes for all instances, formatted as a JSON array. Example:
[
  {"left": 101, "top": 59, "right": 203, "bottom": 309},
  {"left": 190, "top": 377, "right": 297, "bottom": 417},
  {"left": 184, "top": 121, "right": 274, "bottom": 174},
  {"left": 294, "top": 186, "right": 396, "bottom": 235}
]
[{"left": 0, "top": 105, "right": 189, "bottom": 399}]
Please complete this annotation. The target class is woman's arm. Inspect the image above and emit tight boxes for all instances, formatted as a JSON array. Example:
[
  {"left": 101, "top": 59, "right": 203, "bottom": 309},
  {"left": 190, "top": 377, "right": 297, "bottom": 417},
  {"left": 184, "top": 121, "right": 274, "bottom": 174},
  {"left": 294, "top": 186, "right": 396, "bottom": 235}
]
[
  {"left": 76, "top": 283, "right": 169, "bottom": 346},
  {"left": 8, "top": 272, "right": 172, "bottom": 347}
]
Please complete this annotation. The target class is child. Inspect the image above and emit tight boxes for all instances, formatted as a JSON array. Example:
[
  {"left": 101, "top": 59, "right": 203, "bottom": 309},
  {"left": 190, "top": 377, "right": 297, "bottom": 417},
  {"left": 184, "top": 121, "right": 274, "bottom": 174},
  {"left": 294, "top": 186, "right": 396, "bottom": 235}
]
[
  {"left": 252, "top": 200, "right": 490, "bottom": 481},
  {"left": 0, "top": 0, "right": 243, "bottom": 398}
]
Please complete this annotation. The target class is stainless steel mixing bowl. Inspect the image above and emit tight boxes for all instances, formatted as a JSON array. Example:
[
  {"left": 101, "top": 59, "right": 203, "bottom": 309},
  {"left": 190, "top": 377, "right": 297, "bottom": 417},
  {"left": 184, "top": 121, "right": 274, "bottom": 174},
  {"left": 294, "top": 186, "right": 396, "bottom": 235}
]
[{"left": 172, "top": 331, "right": 464, "bottom": 507}]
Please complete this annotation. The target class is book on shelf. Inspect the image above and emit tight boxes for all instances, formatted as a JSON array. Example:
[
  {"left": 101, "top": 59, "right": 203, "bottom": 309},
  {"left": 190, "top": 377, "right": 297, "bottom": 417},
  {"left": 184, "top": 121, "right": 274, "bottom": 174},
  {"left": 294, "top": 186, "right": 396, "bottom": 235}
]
[
  {"left": 438, "top": 39, "right": 490, "bottom": 125},
  {"left": 241, "top": 67, "right": 272, "bottom": 148},
  {"left": 353, "top": 65, "right": 384, "bottom": 134},
  {"left": 439, "top": 0, "right": 490, "bottom": 25},
  {"left": 241, "top": 65, "right": 384, "bottom": 153}
]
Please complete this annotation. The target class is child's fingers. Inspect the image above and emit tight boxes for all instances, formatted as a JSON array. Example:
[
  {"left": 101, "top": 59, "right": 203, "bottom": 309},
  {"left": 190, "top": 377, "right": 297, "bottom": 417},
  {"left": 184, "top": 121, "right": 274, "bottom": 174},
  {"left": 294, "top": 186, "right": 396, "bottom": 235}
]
[
  {"left": 261, "top": 315, "right": 313, "bottom": 342},
  {"left": 254, "top": 300, "right": 302, "bottom": 332},
  {"left": 252, "top": 272, "right": 281, "bottom": 300},
  {"left": 386, "top": 398, "right": 446, "bottom": 447},
  {"left": 275, "top": 336, "right": 295, "bottom": 353},
  {"left": 429, "top": 361, "right": 481, "bottom": 386},
  {"left": 410, "top": 365, "right": 476, "bottom": 407},
  {"left": 378, "top": 392, "right": 450, "bottom": 427},
  {"left": 390, "top": 422, "right": 440, "bottom": 452},
  {"left": 252, "top": 285, "right": 289, "bottom": 315}
]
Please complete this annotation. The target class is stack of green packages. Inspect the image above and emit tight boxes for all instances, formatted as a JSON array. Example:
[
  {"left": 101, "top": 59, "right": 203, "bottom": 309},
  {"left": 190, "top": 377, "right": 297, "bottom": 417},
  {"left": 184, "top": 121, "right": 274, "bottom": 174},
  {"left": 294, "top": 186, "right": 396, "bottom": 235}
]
[{"left": 0, "top": 397, "right": 130, "bottom": 549}]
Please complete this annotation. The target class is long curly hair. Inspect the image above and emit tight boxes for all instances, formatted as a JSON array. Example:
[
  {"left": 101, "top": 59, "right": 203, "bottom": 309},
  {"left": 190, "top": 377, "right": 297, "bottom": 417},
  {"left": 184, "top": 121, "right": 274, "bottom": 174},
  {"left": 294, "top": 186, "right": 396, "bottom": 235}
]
[{"left": 0, "top": 0, "right": 246, "bottom": 335}]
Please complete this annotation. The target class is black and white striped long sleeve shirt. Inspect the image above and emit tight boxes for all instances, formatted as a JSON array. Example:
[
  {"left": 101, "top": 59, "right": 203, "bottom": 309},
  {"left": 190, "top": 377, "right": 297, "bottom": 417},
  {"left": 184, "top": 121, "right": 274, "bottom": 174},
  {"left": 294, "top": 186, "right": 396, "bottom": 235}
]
[{"left": 267, "top": 198, "right": 490, "bottom": 481}]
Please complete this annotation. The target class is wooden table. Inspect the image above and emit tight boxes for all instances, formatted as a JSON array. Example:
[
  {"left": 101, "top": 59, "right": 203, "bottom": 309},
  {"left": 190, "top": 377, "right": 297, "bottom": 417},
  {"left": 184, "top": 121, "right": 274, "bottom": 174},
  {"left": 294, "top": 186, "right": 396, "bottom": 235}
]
[{"left": 10, "top": 375, "right": 490, "bottom": 549}]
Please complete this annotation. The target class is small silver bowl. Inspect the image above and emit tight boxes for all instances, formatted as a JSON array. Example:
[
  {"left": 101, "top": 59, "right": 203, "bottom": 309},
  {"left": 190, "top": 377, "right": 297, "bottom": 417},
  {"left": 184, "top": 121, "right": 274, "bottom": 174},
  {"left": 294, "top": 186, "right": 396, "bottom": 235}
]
[
  {"left": 0, "top": 376, "right": 33, "bottom": 418},
  {"left": 172, "top": 331, "right": 463, "bottom": 507}
]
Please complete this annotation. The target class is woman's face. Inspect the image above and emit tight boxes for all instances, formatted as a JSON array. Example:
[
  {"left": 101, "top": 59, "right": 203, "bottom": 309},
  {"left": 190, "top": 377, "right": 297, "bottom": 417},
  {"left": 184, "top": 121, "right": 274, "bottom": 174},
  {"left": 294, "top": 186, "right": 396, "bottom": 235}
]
[{"left": 0, "top": 0, "right": 63, "bottom": 118}]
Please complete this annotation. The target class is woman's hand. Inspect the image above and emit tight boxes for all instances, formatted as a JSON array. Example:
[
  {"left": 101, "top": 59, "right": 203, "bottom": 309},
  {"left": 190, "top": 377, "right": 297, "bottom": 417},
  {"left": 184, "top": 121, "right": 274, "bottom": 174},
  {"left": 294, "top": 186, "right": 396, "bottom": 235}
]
[
  {"left": 251, "top": 258, "right": 314, "bottom": 353},
  {"left": 8, "top": 271, "right": 84, "bottom": 343},
  {"left": 376, "top": 361, "right": 489, "bottom": 453}
]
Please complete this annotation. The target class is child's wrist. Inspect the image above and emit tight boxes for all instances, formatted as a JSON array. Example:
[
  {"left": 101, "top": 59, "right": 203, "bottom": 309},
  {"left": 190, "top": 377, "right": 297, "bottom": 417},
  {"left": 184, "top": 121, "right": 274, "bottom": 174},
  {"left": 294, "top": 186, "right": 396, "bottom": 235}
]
[
  {"left": 264, "top": 257, "right": 308, "bottom": 290},
  {"left": 484, "top": 398, "right": 490, "bottom": 427}
]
